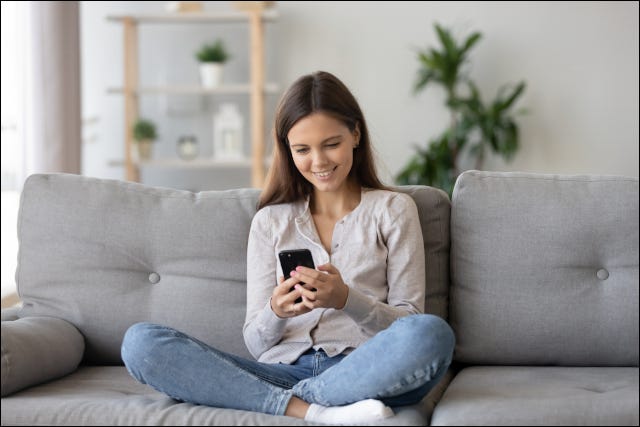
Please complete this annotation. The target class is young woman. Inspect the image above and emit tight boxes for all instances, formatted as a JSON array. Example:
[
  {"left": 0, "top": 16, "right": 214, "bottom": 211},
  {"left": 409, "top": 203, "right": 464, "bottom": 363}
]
[{"left": 122, "top": 71, "right": 455, "bottom": 425}]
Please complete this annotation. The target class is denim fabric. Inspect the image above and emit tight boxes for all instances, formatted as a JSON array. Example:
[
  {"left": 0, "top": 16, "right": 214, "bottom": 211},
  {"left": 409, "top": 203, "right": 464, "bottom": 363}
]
[{"left": 121, "top": 314, "right": 454, "bottom": 416}]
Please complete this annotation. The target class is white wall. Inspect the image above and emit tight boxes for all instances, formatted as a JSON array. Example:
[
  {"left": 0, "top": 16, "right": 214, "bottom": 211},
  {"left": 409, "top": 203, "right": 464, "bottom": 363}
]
[{"left": 81, "top": 1, "right": 639, "bottom": 188}]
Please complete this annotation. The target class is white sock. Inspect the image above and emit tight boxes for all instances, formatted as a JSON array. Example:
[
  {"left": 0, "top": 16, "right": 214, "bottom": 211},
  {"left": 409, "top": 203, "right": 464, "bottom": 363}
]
[{"left": 304, "top": 398, "right": 394, "bottom": 425}]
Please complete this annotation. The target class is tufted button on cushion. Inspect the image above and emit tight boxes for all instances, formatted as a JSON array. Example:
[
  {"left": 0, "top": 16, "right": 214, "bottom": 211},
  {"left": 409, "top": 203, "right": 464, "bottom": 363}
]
[
  {"left": 148, "top": 272, "right": 160, "bottom": 284},
  {"left": 596, "top": 268, "right": 609, "bottom": 280}
]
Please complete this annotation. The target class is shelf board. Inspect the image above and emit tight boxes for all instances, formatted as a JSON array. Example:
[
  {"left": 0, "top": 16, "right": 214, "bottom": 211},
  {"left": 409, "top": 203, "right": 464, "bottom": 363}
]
[
  {"left": 108, "top": 157, "right": 272, "bottom": 169},
  {"left": 106, "top": 10, "right": 278, "bottom": 24},
  {"left": 141, "top": 157, "right": 253, "bottom": 168},
  {"left": 107, "top": 83, "right": 279, "bottom": 95}
]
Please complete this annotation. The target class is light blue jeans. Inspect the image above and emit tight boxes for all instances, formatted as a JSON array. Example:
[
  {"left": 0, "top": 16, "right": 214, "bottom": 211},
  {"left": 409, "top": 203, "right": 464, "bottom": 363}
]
[{"left": 121, "top": 314, "right": 455, "bottom": 416}]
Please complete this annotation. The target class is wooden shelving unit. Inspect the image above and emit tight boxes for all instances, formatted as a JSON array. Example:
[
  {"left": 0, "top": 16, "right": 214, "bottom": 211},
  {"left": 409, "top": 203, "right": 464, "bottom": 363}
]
[{"left": 107, "top": 5, "right": 277, "bottom": 187}]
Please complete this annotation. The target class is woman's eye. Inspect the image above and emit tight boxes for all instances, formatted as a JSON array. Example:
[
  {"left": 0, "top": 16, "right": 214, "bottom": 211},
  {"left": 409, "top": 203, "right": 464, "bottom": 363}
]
[
  {"left": 295, "top": 148, "right": 309, "bottom": 154},
  {"left": 326, "top": 142, "right": 340, "bottom": 148}
]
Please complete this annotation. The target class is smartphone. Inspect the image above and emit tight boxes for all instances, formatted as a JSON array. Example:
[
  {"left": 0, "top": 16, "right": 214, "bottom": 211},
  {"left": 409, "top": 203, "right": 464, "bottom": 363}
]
[{"left": 278, "top": 249, "right": 315, "bottom": 303}]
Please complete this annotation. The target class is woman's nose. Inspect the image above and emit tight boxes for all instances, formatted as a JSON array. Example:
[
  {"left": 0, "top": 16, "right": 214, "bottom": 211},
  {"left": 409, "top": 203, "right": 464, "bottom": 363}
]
[{"left": 311, "top": 149, "right": 328, "bottom": 166}]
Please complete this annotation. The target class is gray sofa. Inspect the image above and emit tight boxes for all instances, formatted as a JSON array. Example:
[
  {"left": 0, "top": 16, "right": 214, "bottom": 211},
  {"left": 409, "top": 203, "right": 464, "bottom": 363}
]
[{"left": 1, "top": 170, "right": 638, "bottom": 426}]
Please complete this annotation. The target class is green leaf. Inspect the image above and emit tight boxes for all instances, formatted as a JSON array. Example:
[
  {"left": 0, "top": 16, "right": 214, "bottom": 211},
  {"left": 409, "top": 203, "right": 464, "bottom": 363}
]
[
  {"left": 132, "top": 118, "right": 157, "bottom": 141},
  {"left": 414, "top": 69, "right": 436, "bottom": 93},
  {"left": 398, "top": 22, "right": 527, "bottom": 198},
  {"left": 195, "top": 39, "right": 230, "bottom": 63},
  {"left": 435, "top": 24, "right": 457, "bottom": 60},
  {"left": 462, "top": 32, "right": 482, "bottom": 55},
  {"left": 497, "top": 81, "right": 526, "bottom": 112}
]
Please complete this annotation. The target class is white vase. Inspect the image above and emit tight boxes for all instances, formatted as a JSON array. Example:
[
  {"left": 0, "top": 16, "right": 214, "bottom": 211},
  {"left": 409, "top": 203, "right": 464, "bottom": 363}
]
[
  {"left": 199, "top": 63, "right": 224, "bottom": 88},
  {"left": 131, "top": 139, "right": 153, "bottom": 162},
  {"left": 137, "top": 140, "right": 153, "bottom": 161}
]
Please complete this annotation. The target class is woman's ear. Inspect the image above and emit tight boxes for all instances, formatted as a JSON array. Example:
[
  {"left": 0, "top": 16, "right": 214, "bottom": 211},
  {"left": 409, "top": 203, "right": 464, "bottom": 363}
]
[{"left": 353, "top": 123, "right": 361, "bottom": 147}]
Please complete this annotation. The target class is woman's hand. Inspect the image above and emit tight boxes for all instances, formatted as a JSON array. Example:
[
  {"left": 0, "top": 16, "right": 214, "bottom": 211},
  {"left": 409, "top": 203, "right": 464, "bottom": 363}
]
[
  {"left": 270, "top": 275, "right": 312, "bottom": 318},
  {"left": 290, "top": 263, "right": 349, "bottom": 310}
]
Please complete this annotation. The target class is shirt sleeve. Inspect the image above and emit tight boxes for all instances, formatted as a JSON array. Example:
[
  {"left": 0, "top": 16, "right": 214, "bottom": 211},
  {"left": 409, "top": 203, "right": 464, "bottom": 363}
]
[
  {"left": 342, "top": 192, "right": 426, "bottom": 333},
  {"left": 242, "top": 208, "right": 287, "bottom": 359}
]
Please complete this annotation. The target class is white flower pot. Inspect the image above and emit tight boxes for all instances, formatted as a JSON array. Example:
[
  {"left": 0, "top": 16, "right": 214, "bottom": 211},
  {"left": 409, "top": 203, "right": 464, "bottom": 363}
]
[
  {"left": 199, "top": 63, "right": 224, "bottom": 88},
  {"left": 133, "top": 139, "right": 153, "bottom": 161}
]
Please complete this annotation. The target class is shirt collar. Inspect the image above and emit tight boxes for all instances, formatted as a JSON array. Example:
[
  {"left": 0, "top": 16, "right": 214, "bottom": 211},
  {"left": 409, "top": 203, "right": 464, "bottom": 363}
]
[{"left": 294, "top": 188, "right": 368, "bottom": 225}]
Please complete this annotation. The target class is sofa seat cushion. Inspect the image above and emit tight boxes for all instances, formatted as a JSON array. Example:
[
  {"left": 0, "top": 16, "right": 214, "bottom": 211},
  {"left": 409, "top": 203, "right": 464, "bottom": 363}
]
[
  {"left": 0, "top": 366, "right": 451, "bottom": 426},
  {"left": 431, "top": 366, "right": 639, "bottom": 426}
]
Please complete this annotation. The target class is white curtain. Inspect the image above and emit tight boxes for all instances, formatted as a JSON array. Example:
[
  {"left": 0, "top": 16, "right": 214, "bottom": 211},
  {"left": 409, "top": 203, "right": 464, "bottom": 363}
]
[{"left": 24, "top": 0, "right": 81, "bottom": 178}]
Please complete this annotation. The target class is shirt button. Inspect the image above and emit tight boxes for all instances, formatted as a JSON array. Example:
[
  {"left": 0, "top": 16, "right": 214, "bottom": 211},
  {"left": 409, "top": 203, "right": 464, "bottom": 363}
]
[{"left": 148, "top": 272, "right": 160, "bottom": 284}]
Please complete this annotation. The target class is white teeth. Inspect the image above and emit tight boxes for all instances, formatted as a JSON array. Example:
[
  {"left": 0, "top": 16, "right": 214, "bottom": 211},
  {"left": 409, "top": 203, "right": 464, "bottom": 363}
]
[{"left": 313, "top": 168, "right": 334, "bottom": 178}]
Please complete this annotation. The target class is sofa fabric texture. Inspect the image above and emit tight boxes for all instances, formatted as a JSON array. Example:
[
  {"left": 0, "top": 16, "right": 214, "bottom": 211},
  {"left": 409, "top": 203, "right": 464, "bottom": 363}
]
[
  {"left": 1, "top": 316, "right": 84, "bottom": 397},
  {"left": 2, "top": 171, "right": 638, "bottom": 426},
  {"left": 15, "top": 175, "right": 261, "bottom": 364},
  {"left": 2, "top": 173, "right": 451, "bottom": 425},
  {"left": 0, "top": 366, "right": 453, "bottom": 426},
  {"left": 13, "top": 175, "right": 449, "bottom": 366},
  {"left": 450, "top": 171, "right": 639, "bottom": 366},
  {"left": 431, "top": 366, "right": 639, "bottom": 426}
]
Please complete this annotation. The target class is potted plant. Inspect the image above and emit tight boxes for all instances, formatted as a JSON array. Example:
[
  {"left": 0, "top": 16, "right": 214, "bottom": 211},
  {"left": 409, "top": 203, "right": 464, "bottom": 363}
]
[
  {"left": 132, "top": 118, "right": 157, "bottom": 161},
  {"left": 396, "top": 23, "right": 527, "bottom": 197},
  {"left": 195, "top": 39, "right": 230, "bottom": 88}
]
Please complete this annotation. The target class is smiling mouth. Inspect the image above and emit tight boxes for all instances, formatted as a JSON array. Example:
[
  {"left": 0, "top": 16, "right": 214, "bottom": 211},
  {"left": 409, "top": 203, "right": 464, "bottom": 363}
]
[{"left": 312, "top": 166, "right": 337, "bottom": 178}]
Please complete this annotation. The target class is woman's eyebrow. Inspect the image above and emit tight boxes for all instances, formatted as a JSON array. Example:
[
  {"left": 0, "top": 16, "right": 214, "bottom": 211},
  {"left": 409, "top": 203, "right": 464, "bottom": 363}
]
[{"left": 290, "top": 135, "right": 342, "bottom": 148}]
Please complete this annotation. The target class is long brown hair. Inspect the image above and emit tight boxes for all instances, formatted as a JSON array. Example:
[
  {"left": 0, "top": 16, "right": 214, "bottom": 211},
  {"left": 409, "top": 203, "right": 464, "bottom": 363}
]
[{"left": 258, "top": 71, "right": 387, "bottom": 209}]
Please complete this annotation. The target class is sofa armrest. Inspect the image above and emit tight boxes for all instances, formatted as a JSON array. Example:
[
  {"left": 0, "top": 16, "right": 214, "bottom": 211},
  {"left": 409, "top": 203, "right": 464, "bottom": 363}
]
[
  {"left": 1, "top": 307, "right": 20, "bottom": 321},
  {"left": 1, "top": 316, "right": 85, "bottom": 396}
]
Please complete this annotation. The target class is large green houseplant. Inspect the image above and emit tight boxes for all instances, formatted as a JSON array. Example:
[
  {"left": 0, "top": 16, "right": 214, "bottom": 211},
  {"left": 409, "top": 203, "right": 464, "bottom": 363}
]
[{"left": 396, "top": 23, "right": 526, "bottom": 197}]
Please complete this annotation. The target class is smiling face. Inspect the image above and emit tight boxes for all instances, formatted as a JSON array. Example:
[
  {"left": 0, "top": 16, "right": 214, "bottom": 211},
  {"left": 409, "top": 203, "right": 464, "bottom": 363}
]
[{"left": 287, "top": 112, "right": 360, "bottom": 194}]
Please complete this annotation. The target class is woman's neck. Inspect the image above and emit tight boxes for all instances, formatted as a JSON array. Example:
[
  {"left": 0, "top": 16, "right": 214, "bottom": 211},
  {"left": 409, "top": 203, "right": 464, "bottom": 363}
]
[{"left": 310, "top": 181, "right": 361, "bottom": 219}]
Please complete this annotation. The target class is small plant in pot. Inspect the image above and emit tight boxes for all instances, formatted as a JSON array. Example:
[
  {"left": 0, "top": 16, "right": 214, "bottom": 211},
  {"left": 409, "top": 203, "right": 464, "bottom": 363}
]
[
  {"left": 196, "top": 39, "right": 230, "bottom": 88},
  {"left": 132, "top": 118, "right": 157, "bottom": 161}
]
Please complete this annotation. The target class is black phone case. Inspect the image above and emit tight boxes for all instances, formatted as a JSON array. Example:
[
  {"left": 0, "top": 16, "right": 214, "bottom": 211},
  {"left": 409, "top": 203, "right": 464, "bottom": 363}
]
[
  {"left": 278, "top": 249, "right": 315, "bottom": 304},
  {"left": 279, "top": 249, "right": 315, "bottom": 279}
]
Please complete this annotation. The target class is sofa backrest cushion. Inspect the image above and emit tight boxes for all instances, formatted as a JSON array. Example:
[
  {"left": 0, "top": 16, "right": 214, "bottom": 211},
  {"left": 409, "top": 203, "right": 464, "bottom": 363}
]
[
  {"left": 391, "top": 185, "right": 451, "bottom": 321},
  {"left": 450, "top": 170, "right": 639, "bottom": 366},
  {"left": 16, "top": 174, "right": 450, "bottom": 365}
]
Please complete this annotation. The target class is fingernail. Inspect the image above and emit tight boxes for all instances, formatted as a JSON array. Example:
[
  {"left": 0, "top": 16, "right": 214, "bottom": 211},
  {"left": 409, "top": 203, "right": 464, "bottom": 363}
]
[
  {"left": 296, "top": 266, "right": 302, "bottom": 271},
  {"left": 290, "top": 271, "right": 296, "bottom": 276}
]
